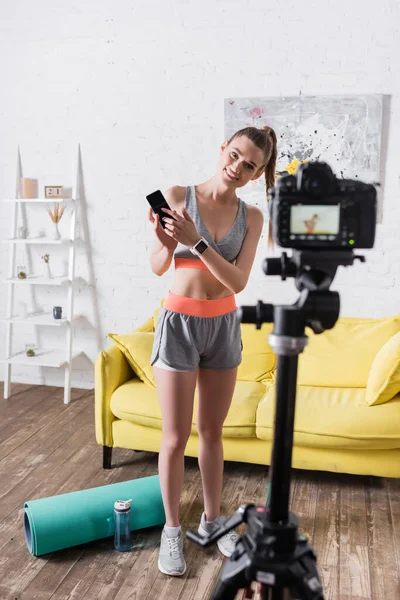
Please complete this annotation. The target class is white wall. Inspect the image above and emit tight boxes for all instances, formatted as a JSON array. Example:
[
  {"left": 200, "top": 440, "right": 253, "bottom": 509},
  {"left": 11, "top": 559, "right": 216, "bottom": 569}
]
[{"left": 0, "top": 0, "right": 399, "bottom": 390}]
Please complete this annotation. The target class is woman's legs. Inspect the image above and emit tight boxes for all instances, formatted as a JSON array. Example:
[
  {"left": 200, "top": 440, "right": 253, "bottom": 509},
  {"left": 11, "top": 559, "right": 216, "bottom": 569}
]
[
  {"left": 153, "top": 366, "right": 198, "bottom": 527},
  {"left": 196, "top": 367, "right": 237, "bottom": 521}
]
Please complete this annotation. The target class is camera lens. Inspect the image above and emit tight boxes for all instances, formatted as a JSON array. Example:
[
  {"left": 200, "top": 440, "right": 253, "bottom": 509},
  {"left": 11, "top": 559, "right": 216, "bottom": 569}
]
[
  {"left": 309, "top": 180, "right": 322, "bottom": 193},
  {"left": 303, "top": 174, "right": 327, "bottom": 196},
  {"left": 298, "top": 162, "right": 334, "bottom": 197}
]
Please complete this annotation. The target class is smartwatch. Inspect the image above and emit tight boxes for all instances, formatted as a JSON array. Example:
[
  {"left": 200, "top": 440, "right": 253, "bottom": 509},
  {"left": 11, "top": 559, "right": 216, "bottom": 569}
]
[{"left": 190, "top": 237, "right": 209, "bottom": 256}]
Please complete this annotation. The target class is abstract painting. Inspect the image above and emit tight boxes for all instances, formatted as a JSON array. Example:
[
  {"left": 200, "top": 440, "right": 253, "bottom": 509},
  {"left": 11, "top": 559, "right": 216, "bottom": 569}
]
[{"left": 224, "top": 95, "right": 383, "bottom": 219}]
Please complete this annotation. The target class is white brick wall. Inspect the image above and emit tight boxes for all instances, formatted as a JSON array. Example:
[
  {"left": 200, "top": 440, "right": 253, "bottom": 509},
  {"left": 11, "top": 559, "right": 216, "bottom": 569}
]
[{"left": 0, "top": 0, "right": 399, "bottom": 390}]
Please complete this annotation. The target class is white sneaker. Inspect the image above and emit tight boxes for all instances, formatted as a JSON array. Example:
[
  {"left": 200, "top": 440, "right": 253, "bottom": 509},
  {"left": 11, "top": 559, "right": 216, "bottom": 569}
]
[
  {"left": 198, "top": 512, "right": 239, "bottom": 557},
  {"left": 158, "top": 527, "right": 186, "bottom": 576}
]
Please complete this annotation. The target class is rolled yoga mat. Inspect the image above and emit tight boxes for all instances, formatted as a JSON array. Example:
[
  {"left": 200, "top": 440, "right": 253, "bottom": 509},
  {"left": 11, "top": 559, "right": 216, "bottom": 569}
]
[{"left": 24, "top": 474, "right": 165, "bottom": 556}]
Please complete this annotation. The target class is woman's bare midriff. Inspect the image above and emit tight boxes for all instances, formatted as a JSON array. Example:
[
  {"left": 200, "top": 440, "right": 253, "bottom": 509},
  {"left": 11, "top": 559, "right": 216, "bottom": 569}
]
[{"left": 170, "top": 268, "right": 233, "bottom": 300}]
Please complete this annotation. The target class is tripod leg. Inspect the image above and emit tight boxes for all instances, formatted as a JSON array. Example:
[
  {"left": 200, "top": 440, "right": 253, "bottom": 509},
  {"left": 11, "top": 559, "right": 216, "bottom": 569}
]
[
  {"left": 288, "top": 553, "right": 324, "bottom": 599},
  {"left": 211, "top": 553, "right": 251, "bottom": 600},
  {"left": 259, "top": 585, "right": 294, "bottom": 600},
  {"left": 271, "top": 586, "right": 291, "bottom": 600},
  {"left": 210, "top": 579, "right": 240, "bottom": 600},
  {"left": 242, "top": 583, "right": 256, "bottom": 599}
]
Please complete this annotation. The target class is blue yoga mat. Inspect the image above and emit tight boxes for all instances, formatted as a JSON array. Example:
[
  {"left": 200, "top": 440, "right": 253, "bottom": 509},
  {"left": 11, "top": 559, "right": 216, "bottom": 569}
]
[{"left": 24, "top": 475, "right": 165, "bottom": 556}]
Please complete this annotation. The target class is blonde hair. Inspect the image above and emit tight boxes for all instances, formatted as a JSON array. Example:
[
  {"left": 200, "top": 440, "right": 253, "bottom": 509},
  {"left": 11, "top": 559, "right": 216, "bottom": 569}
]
[{"left": 228, "top": 125, "right": 278, "bottom": 245}]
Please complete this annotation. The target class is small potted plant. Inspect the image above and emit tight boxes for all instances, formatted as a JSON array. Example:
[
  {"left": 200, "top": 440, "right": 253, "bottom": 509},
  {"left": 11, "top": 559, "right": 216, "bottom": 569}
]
[
  {"left": 41, "top": 253, "right": 51, "bottom": 278},
  {"left": 17, "top": 265, "right": 27, "bottom": 279},
  {"left": 25, "top": 344, "right": 36, "bottom": 357}
]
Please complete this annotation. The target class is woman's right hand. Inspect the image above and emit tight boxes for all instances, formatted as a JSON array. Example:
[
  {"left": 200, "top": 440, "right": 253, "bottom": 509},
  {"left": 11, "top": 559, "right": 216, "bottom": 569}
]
[{"left": 148, "top": 207, "right": 178, "bottom": 250}]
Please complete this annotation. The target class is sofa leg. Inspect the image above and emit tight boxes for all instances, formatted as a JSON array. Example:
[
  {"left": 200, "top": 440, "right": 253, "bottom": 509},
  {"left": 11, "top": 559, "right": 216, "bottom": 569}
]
[{"left": 103, "top": 446, "right": 112, "bottom": 469}]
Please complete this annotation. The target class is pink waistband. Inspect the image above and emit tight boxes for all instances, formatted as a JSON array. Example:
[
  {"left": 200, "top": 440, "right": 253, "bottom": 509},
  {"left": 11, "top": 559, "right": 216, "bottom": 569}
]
[
  {"left": 175, "top": 258, "right": 209, "bottom": 271},
  {"left": 163, "top": 292, "right": 236, "bottom": 317}
]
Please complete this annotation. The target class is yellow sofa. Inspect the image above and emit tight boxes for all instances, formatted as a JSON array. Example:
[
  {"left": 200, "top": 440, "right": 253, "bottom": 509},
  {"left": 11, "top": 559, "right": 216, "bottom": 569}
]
[{"left": 95, "top": 308, "right": 400, "bottom": 478}]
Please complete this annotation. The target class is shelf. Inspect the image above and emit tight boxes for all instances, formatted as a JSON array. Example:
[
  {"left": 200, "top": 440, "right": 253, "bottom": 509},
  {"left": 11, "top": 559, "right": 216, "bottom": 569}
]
[
  {"left": 3, "top": 349, "right": 83, "bottom": 368},
  {"left": 3, "top": 198, "right": 75, "bottom": 203},
  {"left": 3, "top": 275, "right": 70, "bottom": 286},
  {"left": 2, "top": 312, "right": 69, "bottom": 326},
  {"left": 2, "top": 238, "right": 72, "bottom": 245},
  {"left": 3, "top": 146, "right": 81, "bottom": 404}
]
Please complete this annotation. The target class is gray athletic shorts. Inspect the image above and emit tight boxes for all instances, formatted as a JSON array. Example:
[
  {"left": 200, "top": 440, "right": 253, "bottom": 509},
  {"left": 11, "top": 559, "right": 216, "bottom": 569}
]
[{"left": 150, "top": 292, "right": 242, "bottom": 372}]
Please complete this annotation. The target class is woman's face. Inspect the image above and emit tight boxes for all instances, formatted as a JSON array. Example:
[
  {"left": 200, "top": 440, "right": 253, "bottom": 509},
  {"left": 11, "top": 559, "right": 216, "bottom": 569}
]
[{"left": 218, "top": 136, "right": 266, "bottom": 188}]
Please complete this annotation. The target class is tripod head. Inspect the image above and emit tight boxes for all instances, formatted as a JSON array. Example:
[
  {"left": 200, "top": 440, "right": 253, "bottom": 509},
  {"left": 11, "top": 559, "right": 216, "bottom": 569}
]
[
  {"left": 240, "top": 249, "right": 365, "bottom": 334},
  {"left": 264, "top": 249, "right": 365, "bottom": 290}
]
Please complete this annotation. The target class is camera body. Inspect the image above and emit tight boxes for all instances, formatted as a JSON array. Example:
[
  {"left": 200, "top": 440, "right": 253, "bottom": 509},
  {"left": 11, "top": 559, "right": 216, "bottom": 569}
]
[{"left": 269, "top": 162, "right": 377, "bottom": 250}]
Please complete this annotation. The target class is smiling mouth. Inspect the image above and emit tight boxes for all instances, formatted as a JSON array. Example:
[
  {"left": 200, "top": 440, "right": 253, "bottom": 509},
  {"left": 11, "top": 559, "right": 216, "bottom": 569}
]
[{"left": 224, "top": 168, "right": 239, "bottom": 181}]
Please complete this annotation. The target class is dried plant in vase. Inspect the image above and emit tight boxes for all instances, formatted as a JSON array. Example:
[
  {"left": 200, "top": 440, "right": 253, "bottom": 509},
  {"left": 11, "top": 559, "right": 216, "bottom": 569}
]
[
  {"left": 46, "top": 203, "right": 65, "bottom": 240},
  {"left": 41, "top": 253, "right": 51, "bottom": 278}
]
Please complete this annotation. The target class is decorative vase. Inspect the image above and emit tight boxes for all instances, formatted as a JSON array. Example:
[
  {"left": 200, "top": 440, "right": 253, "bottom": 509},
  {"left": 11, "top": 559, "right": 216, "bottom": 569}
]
[
  {"left": 21, "top": 178, "right": 38, "bottom": 199},
  {"left": 52, "top": 223, "right": 61, "bottom": 240},
  {"left": 25, "top": 343, "right": 36, "bottom": 357},
  {"left": 53, "top": 306, "right": 63, "bottom": 319},
  {"left": 43, "top": 262, "right": 52, "bottom": 279},
  {"left": 18, "top": 226, "right": 28, "bottom": 239},
  {"left": 17, "top": 265, "right": 27, "bottom": 279}
]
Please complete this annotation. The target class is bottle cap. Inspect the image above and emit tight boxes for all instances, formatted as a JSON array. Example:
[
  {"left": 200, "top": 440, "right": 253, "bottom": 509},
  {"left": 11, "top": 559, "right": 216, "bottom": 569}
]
[{"left": 114, "top": 499, "right": 132, "bottom": 512}]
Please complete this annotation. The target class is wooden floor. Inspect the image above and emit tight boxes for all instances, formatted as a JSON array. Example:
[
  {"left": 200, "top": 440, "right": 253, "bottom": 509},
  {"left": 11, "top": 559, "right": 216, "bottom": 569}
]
[{"left": 0, "top": 384, "right": 400, "bottom": 600}]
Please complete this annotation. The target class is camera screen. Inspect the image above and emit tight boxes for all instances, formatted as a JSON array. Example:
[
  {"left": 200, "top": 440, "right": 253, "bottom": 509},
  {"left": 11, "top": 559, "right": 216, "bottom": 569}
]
[{"left": 290, "top": 205, "right": 340, "bottom": 238}]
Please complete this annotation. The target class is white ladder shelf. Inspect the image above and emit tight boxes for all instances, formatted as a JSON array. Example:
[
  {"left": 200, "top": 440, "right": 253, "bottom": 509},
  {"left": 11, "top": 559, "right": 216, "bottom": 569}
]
[{"left": 1, "top": 147, "right": 82, "bottom": 404}]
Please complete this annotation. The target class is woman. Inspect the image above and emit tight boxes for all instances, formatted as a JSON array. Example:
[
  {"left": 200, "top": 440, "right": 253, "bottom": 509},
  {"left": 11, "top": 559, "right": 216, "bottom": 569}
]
[
  {"left": 148, "top": 126, "right": 278, "bottom": 576},
  {"left": 304, "top": 213, "right": 319, "bottom": 234}
]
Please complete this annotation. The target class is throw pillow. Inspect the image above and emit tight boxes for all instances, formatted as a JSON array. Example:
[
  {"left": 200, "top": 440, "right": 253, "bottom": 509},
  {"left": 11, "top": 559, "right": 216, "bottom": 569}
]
[
  {"left": 107, "top": 332, "right": 156, "bottom": 388},
  {"left": 237, "top": 322, "right": 276, "bottom": 382},
  {"left": 298, "top": 314, "right": 400, "bottom": 388},
  {"left": 362, "top": 331, "right": 400, "bottom": 406}
]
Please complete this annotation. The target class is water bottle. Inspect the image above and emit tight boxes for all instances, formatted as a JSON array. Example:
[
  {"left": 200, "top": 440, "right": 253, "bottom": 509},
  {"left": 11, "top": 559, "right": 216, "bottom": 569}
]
[{"left": 114, "top": 499, "right": 133, "bottom": 551}]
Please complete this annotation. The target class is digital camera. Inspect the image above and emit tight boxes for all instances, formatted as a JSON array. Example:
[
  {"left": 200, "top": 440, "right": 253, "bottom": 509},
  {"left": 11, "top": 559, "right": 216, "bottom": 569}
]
[{"left": 269, "top": 162, "right": 377, "bottom": 249}]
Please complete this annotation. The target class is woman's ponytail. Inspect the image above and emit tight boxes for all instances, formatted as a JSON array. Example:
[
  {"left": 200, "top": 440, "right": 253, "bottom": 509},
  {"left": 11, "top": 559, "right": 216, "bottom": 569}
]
[
  {"left": 259, "top": 126, "right": 278, "bottom": 247},
  {"left": 263, "top": 126, "right": 278, "bottom": 191}
]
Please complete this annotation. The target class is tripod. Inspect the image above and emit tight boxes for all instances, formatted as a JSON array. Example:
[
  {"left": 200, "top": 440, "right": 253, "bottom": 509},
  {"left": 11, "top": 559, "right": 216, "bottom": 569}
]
[{"left": 187, "top": 250, "right": 365, "bottom": 600}]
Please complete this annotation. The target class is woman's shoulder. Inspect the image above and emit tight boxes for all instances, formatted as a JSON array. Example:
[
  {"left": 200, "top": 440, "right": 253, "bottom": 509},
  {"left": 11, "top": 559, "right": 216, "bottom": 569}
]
[
  {"left": 243, "top": 201, "right": 264, "bottom": 228},
  {"left": 164, "top": 185, "right": 187, "bottom": 209}
]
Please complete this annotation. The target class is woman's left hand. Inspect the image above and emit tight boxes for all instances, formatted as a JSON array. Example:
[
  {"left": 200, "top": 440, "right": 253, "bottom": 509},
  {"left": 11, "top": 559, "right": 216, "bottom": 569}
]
[{"left": 162, "top": 207, "right": 201, "bottom": 247}]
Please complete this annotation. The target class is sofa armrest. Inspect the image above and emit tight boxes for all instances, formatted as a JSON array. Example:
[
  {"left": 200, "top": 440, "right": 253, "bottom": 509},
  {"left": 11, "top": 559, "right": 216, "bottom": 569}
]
[{"left": 95, "top": 344, "right": 135, "bottom": 446}]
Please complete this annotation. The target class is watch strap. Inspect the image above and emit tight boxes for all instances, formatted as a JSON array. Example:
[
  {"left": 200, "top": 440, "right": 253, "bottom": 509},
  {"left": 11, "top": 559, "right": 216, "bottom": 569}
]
[{"left": 190, "top": 237, "right": 209, "bottom": 256}]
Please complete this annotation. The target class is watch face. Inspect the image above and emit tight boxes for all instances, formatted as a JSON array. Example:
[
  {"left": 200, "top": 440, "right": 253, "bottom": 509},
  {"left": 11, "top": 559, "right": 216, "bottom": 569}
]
[{"left": 195, "top": 240, "right": 209, "bottom": 254}]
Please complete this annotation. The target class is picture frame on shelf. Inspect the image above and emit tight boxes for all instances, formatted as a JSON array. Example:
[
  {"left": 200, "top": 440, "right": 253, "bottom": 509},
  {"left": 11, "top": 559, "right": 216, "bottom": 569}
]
[{"left": 44, "top": 186, "right": 64, "bottom": 199}]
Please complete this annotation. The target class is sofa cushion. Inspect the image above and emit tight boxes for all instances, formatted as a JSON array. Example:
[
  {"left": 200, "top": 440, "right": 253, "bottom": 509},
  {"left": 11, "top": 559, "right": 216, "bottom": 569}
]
[
  {"left": 297, "top": 314, "right": 400, "bottom": 388},
  {"left": 107, "top": 332, "right": 156, "bottom": 388},
  {"left": 237, "top": 323, "right": 276, "bottom": 382},
  {"left": 110, "top": 378, "right": 269, "bottom": 438},
  {"left": 135, "top": 317, "right": 154, "bottom": 333},
  {"left": 363, "top": 331, "right": 400, "bottom": 406},
  {"left": 256, "top": 385, "right": 400, "bottom": 449}
]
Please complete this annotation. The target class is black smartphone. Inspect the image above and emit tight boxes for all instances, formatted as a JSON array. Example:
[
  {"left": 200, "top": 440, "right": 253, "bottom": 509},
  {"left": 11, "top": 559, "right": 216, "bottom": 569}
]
[{"left": 146, "top": 190, "right": 174, "bottom": 229}]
